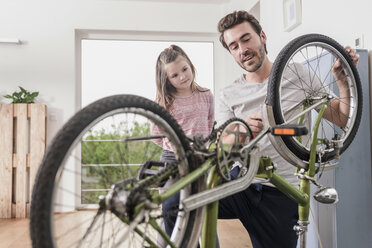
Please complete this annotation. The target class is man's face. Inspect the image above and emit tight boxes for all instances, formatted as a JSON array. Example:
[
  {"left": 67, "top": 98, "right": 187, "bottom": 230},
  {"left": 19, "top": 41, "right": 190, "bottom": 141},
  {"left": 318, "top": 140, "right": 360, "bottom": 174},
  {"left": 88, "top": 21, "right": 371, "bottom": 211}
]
[{"left": 223, "top": 22, "right": 267, "bottom": 73}]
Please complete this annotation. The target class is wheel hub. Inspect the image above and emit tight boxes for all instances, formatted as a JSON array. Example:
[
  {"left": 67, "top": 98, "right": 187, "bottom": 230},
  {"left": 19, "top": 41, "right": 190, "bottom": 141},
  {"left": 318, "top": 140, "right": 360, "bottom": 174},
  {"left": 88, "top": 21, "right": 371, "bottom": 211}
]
[{"left": 102, "top": 179, "right": 149, "bottom": 220}]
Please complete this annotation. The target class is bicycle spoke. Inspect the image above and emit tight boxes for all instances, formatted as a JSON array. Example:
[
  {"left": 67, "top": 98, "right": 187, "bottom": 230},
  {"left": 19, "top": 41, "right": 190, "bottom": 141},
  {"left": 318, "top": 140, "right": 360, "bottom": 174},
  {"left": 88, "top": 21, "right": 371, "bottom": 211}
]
[{"left": 76, "top": 210, "right": 104, "bottom": 248}]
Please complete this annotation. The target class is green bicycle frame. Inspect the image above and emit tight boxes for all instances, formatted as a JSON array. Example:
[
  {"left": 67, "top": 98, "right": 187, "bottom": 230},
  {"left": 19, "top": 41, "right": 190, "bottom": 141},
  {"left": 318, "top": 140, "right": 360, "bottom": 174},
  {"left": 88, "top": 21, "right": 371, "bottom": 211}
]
[{"left": 149, "top": 101, "right": 329, "bottom": 248}]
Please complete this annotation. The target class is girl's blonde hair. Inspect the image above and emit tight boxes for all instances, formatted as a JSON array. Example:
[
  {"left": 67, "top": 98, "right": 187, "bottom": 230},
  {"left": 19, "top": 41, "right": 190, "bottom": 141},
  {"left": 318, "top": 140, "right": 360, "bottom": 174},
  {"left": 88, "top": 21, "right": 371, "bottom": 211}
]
[{"left": 155, "top": 45, "right": 202, "bottom": 110}]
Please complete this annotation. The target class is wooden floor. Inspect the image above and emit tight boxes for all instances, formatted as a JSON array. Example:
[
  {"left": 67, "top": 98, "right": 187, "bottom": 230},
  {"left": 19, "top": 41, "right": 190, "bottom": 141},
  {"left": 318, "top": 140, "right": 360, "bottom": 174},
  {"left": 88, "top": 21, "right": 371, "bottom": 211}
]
[
  {"left": 0, "top": 218, "right": 31, "bottom": 248},
  {"left": 0, "top": 217, "right": 252, "bottom": 248}
]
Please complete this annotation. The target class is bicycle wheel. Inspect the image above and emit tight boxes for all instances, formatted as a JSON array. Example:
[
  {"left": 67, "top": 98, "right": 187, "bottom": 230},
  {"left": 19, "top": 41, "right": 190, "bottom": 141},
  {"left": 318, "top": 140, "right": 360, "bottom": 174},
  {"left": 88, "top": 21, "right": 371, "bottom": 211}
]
[
  {"left": 266, "top": 34, "right": 362, "bottom": 162},
  {"left": 30, "top": 94, "right": 204, "bottom": 248}
]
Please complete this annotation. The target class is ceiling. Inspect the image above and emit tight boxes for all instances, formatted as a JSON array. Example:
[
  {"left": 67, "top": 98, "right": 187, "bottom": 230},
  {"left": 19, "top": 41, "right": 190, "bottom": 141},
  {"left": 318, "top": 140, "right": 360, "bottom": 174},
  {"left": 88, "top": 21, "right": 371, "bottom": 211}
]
[{"left": 120, "top": 0, "right": 232, "bottom": 4}]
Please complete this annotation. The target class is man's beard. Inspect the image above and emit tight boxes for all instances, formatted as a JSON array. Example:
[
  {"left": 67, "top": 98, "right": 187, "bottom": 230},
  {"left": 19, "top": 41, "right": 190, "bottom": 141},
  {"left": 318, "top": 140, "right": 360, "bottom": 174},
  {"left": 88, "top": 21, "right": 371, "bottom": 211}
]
[{"left": 240, "top": 44, "right": 266, "bottom": 72}]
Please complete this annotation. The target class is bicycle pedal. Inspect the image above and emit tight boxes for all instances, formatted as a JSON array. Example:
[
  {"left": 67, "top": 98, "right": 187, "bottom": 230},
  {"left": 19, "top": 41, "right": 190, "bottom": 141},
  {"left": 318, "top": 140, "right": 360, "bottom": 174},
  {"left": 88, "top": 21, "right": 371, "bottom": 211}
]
[
  {"left": 270, "top": 125, "right": 308, "bottom": 136},
  {"left": 137, "top": 160, "right": 168, "bottom": 187},
  {"left": 137, "top": 160, "right": 166, "bottom": 180}
]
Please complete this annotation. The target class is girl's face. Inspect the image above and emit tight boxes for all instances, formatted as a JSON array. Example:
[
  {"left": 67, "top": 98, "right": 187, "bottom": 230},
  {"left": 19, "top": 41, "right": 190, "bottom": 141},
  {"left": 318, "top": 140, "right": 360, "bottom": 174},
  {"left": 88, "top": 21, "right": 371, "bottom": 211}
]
[{"left": 164, "top": 56, "right": 194, "bottom": 96}]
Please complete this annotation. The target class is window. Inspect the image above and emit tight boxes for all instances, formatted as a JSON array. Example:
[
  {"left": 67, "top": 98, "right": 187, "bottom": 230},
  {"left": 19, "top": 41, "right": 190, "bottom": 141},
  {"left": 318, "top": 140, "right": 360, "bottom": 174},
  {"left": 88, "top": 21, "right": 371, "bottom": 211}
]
[
  {"left": 81, "top": 40, "right": 214, "bottom": 107},
  {"left": 77, "top": 31, "right": 216, "bottom": 207}
]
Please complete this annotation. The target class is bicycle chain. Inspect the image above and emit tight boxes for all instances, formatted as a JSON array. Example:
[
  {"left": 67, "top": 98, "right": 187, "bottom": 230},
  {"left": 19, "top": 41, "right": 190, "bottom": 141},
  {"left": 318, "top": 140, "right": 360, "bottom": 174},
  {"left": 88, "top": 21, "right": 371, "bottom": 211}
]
[
  {"left": 203, "top": 117, "right": 248, "bottom": 144},
  {"left": 125, "top": 117, "right": 249, "bottom": 220}
]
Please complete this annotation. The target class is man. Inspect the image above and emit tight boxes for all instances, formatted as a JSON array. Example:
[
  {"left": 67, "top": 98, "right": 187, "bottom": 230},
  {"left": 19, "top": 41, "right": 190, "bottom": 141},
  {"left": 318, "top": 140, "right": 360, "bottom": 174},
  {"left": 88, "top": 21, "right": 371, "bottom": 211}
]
[{"left": 216, "top": 10, "right": 359, "bottom": 248}]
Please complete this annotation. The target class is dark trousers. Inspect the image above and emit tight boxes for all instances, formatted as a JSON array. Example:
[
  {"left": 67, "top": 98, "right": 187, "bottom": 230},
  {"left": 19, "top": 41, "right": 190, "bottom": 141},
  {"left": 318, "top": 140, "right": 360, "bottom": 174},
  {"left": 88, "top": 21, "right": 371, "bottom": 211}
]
[
  {"left": 218, "top": 167, "right": 299, "bottom": 248},
  {"left": 162, "top": 151, "right": 298, "bottom": 248},
  {"left": 160, "top": 150, "right": 179, "bottom": 236},
  {"left": 161, "top": 150, "right": 207, "bottom": 248},
  {"left": 162, "top": 191, "right": 180, "bottom": 235}
]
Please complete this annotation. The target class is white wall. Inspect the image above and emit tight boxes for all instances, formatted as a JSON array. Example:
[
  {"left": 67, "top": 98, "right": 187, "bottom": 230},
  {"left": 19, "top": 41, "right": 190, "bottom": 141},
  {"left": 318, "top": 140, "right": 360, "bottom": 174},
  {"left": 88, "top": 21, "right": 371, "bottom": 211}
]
[{"left": 260, "top": 0, "right": 372, "bottom": 60}]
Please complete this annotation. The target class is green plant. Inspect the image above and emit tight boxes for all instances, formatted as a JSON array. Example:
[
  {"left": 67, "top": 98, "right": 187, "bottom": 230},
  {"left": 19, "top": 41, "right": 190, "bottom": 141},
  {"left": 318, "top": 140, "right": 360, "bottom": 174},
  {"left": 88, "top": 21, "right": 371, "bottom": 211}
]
[{"left": 4, "top": 86, "right": 39, "bottom": 103}]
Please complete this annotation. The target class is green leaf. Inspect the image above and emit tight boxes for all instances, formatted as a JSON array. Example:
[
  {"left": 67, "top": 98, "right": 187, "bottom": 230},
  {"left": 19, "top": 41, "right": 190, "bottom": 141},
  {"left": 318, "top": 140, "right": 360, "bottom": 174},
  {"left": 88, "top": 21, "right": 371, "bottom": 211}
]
[
  {"left": 30, "top": 92, "right": 39, "bottom": 98},
  {"left": 19, "top": 86, "right": 27, "bottom": 93},
  {"left": 3, "top": 86, "right": 39, "bottom": 103}
]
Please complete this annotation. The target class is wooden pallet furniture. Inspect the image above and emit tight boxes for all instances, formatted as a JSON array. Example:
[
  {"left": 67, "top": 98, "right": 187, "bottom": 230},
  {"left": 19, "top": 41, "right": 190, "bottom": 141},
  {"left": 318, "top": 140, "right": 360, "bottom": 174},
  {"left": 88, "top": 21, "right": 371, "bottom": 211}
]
[{"left": 0, "top": 104, "right": 46, "bottom": 218}]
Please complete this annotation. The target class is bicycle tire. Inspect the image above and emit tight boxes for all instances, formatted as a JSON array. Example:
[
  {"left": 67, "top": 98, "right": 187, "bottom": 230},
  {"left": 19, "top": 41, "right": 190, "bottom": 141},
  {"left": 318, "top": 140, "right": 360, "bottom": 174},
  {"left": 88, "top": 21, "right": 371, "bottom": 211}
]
[
  {"left": 30, "top": 94, "right": 204, "bottom": 248},
  {"left": 266, "top": 34, "right": 362, "bottom": 162}
]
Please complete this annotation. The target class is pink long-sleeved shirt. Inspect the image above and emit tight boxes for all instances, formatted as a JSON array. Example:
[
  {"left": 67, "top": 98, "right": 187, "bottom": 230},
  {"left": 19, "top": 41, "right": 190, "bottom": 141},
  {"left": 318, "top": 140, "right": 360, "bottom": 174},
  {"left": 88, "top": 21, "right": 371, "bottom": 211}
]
[{"left": 152, "top": 89, "right": 214, "bottom": 151}]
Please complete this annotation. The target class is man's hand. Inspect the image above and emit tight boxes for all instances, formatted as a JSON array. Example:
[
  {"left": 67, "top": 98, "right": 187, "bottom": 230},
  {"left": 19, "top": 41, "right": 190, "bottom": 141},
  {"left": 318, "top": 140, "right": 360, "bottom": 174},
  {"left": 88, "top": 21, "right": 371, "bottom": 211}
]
[
  {"left": 245, "top": 113, "right": 263, "bottom": 137},
  {"left": 332, "top": 46, "right": 359, "bottom": 83},
  {"left": 346, "top": 46, "right": 359, "bottom": 66},
  {"left": 325, "top": 46, "right": 359, "bottom": 128}
]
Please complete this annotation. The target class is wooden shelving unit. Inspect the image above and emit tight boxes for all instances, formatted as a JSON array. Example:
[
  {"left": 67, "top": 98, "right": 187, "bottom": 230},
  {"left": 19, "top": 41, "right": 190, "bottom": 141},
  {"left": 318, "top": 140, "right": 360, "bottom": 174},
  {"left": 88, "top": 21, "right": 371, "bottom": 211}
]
[{"left": 0, "top": 104, "right": 46, "bottom": 218}]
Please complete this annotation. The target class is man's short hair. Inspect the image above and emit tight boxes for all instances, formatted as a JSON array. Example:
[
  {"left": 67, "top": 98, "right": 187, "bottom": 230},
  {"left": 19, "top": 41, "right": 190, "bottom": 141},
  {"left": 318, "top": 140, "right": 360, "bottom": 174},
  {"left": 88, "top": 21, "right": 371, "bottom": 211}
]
[{"left": 218, "top": 10, "right": 266, "bottom": 53}]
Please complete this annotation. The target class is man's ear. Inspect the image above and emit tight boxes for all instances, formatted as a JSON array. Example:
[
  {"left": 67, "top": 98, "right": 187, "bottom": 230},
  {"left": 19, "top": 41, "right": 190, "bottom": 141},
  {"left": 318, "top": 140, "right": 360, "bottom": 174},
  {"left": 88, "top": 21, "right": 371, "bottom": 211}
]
[{"left": 260, "top": 30, "right": 267, "bottom": 44}]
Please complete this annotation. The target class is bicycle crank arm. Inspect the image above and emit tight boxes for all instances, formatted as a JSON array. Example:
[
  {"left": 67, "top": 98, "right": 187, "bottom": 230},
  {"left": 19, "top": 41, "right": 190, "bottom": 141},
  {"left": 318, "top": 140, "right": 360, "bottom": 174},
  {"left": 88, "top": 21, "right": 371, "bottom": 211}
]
[
  {"left": 239, "top": 127, "right": 270, "bottom": 154},
  {"left": 182, "top": 148, "right": 260, "bottom": 212}
]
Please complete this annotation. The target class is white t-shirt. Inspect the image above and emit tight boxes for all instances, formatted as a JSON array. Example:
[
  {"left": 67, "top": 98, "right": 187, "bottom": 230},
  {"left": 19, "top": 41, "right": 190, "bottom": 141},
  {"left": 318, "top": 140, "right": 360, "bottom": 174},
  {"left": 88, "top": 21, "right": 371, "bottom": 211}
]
[
  {"left": 216, "top": 63, "right": 330, "bottom": 186},
  {"left": 216, "top": 64, "right": 320, "bottom": 187}
]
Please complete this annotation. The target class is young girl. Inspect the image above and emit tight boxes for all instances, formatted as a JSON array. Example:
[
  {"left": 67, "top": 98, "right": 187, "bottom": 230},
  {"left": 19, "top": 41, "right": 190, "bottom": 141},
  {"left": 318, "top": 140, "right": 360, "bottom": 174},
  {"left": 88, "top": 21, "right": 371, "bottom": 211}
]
[{"left": 152, "top": 44, "right": 214, "bottom": 242}]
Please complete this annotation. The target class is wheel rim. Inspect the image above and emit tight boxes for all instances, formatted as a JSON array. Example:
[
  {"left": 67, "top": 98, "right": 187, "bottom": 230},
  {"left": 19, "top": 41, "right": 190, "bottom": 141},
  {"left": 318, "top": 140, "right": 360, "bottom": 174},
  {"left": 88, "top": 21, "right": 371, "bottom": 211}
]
[
  {"left": 48, "top": 107, "right": 191, "bottom": 247},
  {"left": 277, "top": 41, "right": 359, "bottom": 156}
]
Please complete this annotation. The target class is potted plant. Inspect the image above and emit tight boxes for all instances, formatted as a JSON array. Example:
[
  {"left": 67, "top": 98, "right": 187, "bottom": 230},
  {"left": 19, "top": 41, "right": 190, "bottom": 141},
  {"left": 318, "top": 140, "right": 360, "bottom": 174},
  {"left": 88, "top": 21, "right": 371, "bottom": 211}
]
[{"left": 4, "top": 86, "right": 39, "bottom": 103}]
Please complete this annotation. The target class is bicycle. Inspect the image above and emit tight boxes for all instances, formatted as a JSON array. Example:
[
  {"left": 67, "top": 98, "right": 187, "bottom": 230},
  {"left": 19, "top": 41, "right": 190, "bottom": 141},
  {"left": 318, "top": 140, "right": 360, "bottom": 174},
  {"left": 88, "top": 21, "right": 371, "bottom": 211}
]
[{"left": 30, "top": 33, "right": 362, "bottom": 248}]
